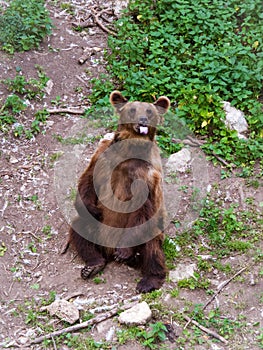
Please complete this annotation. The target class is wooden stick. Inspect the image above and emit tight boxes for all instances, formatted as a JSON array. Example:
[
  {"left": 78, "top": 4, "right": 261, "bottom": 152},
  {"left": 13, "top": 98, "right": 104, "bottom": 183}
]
[
  {"left": 184, "top": 265, "right": 249, "bottom": 329},
  {"left": 30, "top": 300, "right": 139, "bottom": 345},
  {"left": 72, "top": 7, "right": 117, "bottom": 36},
  {"left": 202, "top": 265, "right": 248, "bottom": 310},
  {"left": 93, "top": 11, "right": 117, "bottom": 36},
  {"left": 47, "top": 107, "right": 85, "bottom": 115},
  {"left": 182, "top": 314, "right": 228, "bottom": 344}
]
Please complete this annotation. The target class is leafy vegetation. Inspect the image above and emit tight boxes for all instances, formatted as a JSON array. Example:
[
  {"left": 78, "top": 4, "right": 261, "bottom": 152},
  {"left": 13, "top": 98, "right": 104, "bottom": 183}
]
[
  {"left": 90, "top": 0, "right": 263, "bottom": 165},
  {"left": 164, "top": 197, "right": 263, "bottom": 264},
  {"left": 0, "top": 0, "right": 52, "bottom": 53},
  {"left": 0, "top": 66, "right": 50, "bottom": 137}
]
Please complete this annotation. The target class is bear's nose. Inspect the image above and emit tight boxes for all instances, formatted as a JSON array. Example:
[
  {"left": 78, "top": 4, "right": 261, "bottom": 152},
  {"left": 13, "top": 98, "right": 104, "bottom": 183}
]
[{"left": 139, "top": 116, "right": 148, "bottom": 126}]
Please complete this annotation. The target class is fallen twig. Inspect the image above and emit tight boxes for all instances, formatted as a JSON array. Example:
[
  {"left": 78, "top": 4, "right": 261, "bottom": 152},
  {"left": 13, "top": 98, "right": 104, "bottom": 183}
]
[
  {"left": 172, "top": 136, "right": 234, "bottom": 168},
  {"left": 92, "top": 8, "right": 117, "bottom": 36},
  {"left": 78, "top": 46, "right": 103, "bottom": 65},
  {"left": 202, "top": 265, "right": 248, "bottom": 311},
  {"left": 30, "top": 299, "right": 139, "bottom": 345},
  {"left": 211, "top": 153, "right": 233, "bottom": 168},
  {"left": 171, "top": 136, "right": 205, "bottom": 147},
  {"left": 182, "top": 314, "right": 228, "bottom": 344},
  {"left": 72, "top": 6, "right": 117, "bottom": 36},
  {"left": 184, "top": 265, "right": 249, "bottom": 330},
  {"left": 47, "top": 107, "right": 85, "bottom": 115}
]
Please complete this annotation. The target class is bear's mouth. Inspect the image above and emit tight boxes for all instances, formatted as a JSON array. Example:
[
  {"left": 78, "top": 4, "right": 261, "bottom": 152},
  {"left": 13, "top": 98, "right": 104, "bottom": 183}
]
[
  {"left": 139, "top": 126, "right": 148, "bottom": 134},
  {"left": 134, "top": 124, "right": 149, "bottom": 135}
]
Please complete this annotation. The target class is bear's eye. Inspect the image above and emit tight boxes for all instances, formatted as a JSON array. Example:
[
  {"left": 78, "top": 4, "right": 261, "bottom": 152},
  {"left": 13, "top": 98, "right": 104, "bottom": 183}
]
[
  {"left": 128, "top": 107, "right": 136, "bottom": 120},
  {"left": 146, "top": 109, "right": 153, "bottom": 118}
]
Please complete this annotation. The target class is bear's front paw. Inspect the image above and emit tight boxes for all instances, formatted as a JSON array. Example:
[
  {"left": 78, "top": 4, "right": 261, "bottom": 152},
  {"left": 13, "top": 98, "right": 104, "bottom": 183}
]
[
  {"left": 81, "top": 263, "right": 105, "bottom": 279},
  {"left": 136, "top": 276, "right": 164, "bottom": 293},
  {"left": 114, "top": 247, "right": 133, "bottom": 262}
]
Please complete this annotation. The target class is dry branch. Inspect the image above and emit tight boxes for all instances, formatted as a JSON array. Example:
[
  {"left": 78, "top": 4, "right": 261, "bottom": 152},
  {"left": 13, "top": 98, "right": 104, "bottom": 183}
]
[
  {"left": 202, "top": 265, "right": 248, "bottom": 310},
  {"left": 30, "top": 300, "right": 139, "bottom": 345},
  {"left": 47, "top": 107, "right": 85, "bottom": 115},
  {"left": 172, "top": 136, "right": 233, "bottom": 167},
  {"left": 72, "top": 6, "right": 117, "bottom": 36},
  {"left": 184, "top": 265, "right": 249, "bottom": 330},
  {"left": 182, "top": 314, "right": 228, "bottom": 344},
  {"left": 78, "top": 47, "right": 103, "bottom": 65}
]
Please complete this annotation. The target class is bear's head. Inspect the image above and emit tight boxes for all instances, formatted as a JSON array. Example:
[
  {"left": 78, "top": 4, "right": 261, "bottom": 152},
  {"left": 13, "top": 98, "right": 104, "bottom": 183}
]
[{"left": 110, "top": 91, "right": 170, "bottom": 141}]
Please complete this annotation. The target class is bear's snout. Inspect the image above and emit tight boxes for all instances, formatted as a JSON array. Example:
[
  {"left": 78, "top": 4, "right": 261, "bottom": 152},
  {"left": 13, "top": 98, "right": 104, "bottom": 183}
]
[{"left": 138, "top": 116, "right": 148, "bottom": 126}]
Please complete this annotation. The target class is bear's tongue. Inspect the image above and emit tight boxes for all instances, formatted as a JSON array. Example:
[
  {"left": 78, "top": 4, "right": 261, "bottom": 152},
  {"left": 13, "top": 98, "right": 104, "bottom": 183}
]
[{"left": 139, "top": 126, "right": 148, "bottom": 134}]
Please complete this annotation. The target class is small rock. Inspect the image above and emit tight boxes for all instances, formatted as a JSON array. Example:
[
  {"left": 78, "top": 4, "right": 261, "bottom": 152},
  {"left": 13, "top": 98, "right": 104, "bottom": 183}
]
[
  {"left": 44, "top": 79, "right": 54, "bottom": 95},
  {"left": 118, "top": 301, "right": 152, "bottom": 326},
  {"left": 106, "top": 326, "right": 116, "bottom": 342},
  {"left": 166, "top": 148, "right": 191, "bottom": 173},
  {"left": 9, "top": 156, "right": 19, "bottom": 164},
  {"left": 96, "top": 318, "right": 114, "bottom": 335},
  {"left": 44, "top": 299, "right": 79, "bottom": 324},
  {"left": 169, "top": 263, "right": 197, "bottom": 282},
  {"left": 114, "top": 0, "right": 129, "bottom": 17},
  {"left": 18, "top": 336, "right": 29, "bottom": 345},
  {"left": 223, "top": 101, "right": 248, "bottom": 139}
]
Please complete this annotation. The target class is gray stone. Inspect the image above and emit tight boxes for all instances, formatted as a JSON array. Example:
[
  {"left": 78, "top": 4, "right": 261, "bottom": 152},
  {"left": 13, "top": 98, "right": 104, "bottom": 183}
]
[
  {"left": 118, "top": 301, "right": 152, "bottom": 326},
  {"left": 223, "top": 101, "right": 248, "bottom": 139},
  {"left": 114, "top": 0, "right": 129, "bottom": 17},
  {"left": 44, "top": 299, "right": 79, "bottom": 324},
  {"left": 166, "top": 148, "right": 191, "bottom": 173},
  {"left": 169, "top": 263, "right": 197, "bottom": 282}
]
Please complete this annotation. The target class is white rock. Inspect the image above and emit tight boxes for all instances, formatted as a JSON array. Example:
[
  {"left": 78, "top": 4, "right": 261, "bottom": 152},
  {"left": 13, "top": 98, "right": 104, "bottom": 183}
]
[
  {"left": 9, "top": 156, "right": 19, "bottom": 164},
  {"left": 106, "top": 326, "right": 116, "bottom": 342},
  {"left": 114, "top": 0, "right": 129, "bottom": 17},
  {"left": 118, "top": 301, "right": 152, "bottom": 326},
  {"left": 169, "top": 263, "right": 197, "bottom": 282},
  {"left": 44, "top": 79, "right": 54, "bottom": 95},
  {"left": 18, "top": 336, "right": 29, "bottom": 345},
  {"left": 44, "top": 299, "right": 79, "bottom": 324},
  {"left": 166, "top": 148, "right": 191, "bottom": 173},
  {"left": 223, "top": 101, "right": 248, "bottom": 138}
]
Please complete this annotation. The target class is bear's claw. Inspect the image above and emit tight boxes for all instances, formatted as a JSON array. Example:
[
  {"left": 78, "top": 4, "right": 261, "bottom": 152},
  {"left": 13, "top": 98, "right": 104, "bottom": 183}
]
[
  {"left": 81, "top": 263, "right": 105, "bottom": 279},
  {"left": 114, "top": 247, "right": 133, "bottom": 262},
  {"left": 136, "top": 276, "right": 164, "bottom": 293}
]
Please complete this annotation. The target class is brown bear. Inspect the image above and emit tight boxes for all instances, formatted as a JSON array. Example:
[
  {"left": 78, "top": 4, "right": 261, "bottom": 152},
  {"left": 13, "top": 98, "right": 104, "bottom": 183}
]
[{"left": 68, "top": 91, "right": 170, "bottom": 293}]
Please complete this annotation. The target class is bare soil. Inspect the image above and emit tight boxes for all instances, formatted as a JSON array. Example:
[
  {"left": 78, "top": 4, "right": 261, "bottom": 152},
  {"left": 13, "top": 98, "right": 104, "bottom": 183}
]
[{"left": 0, "top": 1, "right": 262, "bottom": 349}]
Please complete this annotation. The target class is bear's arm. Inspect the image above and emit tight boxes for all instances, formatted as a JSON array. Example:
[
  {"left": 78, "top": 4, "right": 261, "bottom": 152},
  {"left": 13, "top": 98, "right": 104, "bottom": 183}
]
[{"left": 74, "top": 139, "right": 111, "bottom": 220}]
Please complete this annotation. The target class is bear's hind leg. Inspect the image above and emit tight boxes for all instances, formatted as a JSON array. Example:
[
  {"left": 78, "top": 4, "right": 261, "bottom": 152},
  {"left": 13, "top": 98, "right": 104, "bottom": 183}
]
[
  {"left": 136, "top": 236, "right": 167, "bottom": 293},
  {"left": 69, "top": 225, "right": 106, "bottom": 279}
]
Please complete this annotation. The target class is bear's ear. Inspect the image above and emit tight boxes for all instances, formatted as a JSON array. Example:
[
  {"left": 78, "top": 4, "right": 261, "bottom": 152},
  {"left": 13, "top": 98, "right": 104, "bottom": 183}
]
[
  {"left": 154, "top": 96, "right": 170, "bottom": 115},
  {"left": 110, "top": 91, "right": 128, "bottom": 111}
]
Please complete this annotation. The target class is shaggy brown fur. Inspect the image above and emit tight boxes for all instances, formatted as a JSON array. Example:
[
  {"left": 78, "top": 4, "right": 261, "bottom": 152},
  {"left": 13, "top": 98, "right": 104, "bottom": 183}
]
[{"left": 68, "top": 91, "right": 170, "bottom": 293}]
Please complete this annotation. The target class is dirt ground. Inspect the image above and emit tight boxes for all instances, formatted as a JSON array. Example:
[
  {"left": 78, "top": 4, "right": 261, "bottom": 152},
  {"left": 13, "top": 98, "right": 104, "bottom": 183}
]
[{"left": 0, "top": 1, "right": 262, "bottom": 349}]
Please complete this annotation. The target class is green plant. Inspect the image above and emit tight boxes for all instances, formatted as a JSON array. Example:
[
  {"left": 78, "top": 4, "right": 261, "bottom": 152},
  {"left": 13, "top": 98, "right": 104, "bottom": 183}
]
[
  {"left": 0, "top": 68, "right": 50, "bottom": 137},
  {"left": 0, "top": 242, "right": 7, "bottom": 256},
  {"left": 90, "top": 0, "right": 263, "bottom": 165},
  {"left": 188, "top": 305, "right": 244, "bottom": 339},
  {"left": 142, "top": 290, "right": 162, "bottom": 303},
  {"left": 41, "top": 291, "right": 56, "bottom": 306},
  {"left": 3, "top": 66, "right": 49, "bottom": 99},
  {"left": 191, "top": 200, "right": 253, "bottom": 256},
  {"left": 163, "top": 237, "right": 179, "bottom": 269},
  {"left": 137, "top": 322, "right": 167, "bottom": 349},
  {"left": 0, "top": 0, "right": 52, "bottom": 53},
  {"left": 177, "top": 272, "right": 210, "bottom": 290},
  {"left": 92, "top": 276, "right": 105, "bottom": 284},
  {"left": 258, "top": 329, "right": 263, "bottom": 348}
]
